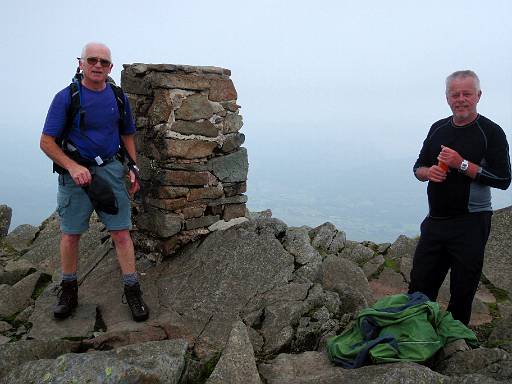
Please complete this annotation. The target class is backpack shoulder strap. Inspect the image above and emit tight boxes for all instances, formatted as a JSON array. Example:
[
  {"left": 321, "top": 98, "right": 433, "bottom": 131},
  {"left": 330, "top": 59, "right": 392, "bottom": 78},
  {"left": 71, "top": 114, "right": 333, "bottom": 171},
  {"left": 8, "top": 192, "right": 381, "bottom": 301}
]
[
  {"left": 109, "top": 82, "right": 126, "bottom": 130},
  {"left": 59, "top": 77, "right": 82, "bottom": 145}
]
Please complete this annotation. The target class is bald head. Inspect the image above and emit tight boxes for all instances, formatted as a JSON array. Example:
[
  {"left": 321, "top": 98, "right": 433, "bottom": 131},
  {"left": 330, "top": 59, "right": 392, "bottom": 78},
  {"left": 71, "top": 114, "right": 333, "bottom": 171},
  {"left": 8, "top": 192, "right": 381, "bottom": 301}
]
[
  {"left": 78, "top": 42, "right": 113, "bottom": 90},
  {"left": 81, "top": 42, "right": 112, "bottom": 62}
]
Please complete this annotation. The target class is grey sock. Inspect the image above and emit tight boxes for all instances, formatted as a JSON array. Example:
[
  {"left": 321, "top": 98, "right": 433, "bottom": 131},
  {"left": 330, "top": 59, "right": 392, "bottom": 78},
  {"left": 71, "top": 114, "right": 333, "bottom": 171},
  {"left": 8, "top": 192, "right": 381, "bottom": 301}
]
[
  {"left": 123, "top": 272, "right": 139, "bottom": 287},
  {"left": 62, "top": 273, "right": 77, "bottom": 282}
]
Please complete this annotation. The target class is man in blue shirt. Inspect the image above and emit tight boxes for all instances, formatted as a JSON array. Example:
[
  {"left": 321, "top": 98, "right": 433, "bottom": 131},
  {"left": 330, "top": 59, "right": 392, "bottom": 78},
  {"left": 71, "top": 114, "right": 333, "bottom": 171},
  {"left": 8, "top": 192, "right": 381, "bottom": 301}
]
[{"left": 40, "top": 42, "right": 149, "bottom": 322}]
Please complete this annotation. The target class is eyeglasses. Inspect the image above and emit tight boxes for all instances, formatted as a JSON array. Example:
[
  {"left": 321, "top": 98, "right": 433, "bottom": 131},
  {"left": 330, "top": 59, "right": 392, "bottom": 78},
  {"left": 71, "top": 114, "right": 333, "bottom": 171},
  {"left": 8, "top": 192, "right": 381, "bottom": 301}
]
[{"left": 83, "top": 57, "right": 111, "bottom": 67}]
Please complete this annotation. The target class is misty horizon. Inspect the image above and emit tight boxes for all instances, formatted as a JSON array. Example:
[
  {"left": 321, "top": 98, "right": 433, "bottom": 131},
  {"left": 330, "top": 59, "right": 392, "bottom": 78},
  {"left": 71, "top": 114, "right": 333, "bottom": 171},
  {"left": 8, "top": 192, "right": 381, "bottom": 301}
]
[{"left": 1, "top": 1, "right": 511, "bottom": 243}]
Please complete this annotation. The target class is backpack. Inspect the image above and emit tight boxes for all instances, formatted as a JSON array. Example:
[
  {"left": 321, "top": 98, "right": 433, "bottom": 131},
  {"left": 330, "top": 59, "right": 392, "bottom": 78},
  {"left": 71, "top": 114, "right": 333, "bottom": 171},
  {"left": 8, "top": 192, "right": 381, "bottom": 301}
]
[{"left": 52, "top": 71, "right": 127, "bottom": 174}]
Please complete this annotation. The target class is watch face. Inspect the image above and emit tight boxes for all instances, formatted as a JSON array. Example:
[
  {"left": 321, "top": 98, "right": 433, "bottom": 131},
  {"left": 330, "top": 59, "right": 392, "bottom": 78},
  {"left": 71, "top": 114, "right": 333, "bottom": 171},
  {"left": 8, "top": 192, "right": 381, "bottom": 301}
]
[{"left": 460, "top": 160, "right": 469, "bottom": 171}]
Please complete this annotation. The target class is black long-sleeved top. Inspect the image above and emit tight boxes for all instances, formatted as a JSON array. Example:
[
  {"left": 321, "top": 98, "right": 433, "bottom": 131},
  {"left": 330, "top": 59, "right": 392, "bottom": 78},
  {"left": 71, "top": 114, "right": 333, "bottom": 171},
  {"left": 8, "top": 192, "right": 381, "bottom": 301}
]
[{"left": 414, "top": 114, "right": 511, "bottom": 218}]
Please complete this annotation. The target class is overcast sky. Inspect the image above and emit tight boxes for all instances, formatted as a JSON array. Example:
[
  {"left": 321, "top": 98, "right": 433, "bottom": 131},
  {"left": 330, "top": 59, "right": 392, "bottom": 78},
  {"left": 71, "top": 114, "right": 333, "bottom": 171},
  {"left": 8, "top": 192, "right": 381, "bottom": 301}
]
[{"left": 1, "top": 0, "right": 511, "bottom": 235}]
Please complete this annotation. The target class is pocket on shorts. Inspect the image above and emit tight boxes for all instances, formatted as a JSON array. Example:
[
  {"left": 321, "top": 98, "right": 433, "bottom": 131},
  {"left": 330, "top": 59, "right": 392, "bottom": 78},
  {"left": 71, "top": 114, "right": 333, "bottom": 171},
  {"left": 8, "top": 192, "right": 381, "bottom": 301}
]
[
  {"left": 111, "top": 159, "right": 128, "bottom": 178},
  {"left": 57, "top": 193, "right": 71, "bottom": 218}
]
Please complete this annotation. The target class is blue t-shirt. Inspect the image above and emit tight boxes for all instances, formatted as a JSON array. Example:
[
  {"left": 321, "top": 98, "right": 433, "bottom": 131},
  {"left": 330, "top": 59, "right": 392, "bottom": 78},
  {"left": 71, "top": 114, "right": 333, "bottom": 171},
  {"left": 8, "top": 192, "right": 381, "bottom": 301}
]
[{"left": 43, "top": 84, "right": 136, "bottom": 160}]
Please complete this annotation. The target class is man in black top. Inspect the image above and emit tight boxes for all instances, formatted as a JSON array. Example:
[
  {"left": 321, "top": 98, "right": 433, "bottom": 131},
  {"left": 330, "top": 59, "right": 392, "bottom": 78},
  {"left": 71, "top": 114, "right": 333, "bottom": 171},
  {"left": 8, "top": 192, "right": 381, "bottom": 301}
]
[{"left": 408, "top": 70, "right": 511, "bottom": 325}]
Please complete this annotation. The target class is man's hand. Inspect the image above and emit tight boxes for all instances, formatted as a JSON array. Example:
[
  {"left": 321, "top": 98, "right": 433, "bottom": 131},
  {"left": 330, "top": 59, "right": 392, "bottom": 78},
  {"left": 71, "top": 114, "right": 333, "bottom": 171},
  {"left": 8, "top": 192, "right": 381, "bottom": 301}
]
[
  {"left": 68, "top": 164, "right": 92, "bottom": 186},
  {"left": 426, "top": 165, "right": 448, "bottom": 182},
  {"left": 438, "top": 145, "right": 463, "bottom": 169},
  {"left": 128, "top": 170, "right": 140, "bottom": 196},
  {"left": 415, "top": 165, "right": 447, "bottom": 182}
]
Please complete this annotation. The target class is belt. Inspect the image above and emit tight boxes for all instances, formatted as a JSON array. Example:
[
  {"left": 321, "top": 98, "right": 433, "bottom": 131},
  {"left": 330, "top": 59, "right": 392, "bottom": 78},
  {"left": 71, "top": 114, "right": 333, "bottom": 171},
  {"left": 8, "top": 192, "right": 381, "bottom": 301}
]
[{"left": 65, "top": 143, "right": 116, "bottom": 167}]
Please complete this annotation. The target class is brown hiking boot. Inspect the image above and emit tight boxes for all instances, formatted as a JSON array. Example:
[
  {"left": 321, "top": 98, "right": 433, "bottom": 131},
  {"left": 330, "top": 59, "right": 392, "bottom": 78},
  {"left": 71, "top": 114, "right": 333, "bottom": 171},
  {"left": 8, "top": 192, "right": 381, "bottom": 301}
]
[
  {"left": 123, "top": 283, "right": 149, "bottom": 322},
  {"left": 53, "top": 280, "right": 78, "bottom": 319}
]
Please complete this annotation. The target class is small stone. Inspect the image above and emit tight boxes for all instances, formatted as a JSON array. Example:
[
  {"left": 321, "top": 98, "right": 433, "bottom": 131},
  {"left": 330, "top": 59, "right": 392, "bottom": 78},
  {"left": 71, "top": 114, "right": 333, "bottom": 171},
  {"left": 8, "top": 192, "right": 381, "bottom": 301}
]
[
  {"left": 188, "top": 186, "right": 224, "bottom": 201},
  {"left": 221, "top": 133, "right": 245, "bottom": 153},
  {"left": 175, "top": 94, "right": 222, "bottom": 121},
  {"left": 171, "top": 120, "right": 219, "bottom": 137},
  {"left": 15, "top": 305, "right": 35, "bottom": 323},
  {"left": 310, "top": 223, "right": 337, "bottom": 251},
  {"left": 182, "top": 205, "right": 207, "bottom": 219},
  {"left": 223, "top": 204, "right": 247, "bottom": 221},
  {"left": 208, "top": 195, "right": 248, "bottom": 207},
  {"left": 440, "top": 339, "right": 470, "bottom": 360},
  {"left": 136, "top": 210, "right": 183, "bottom": 238},
  {"left": 159, "top": 170, "right": 217, "bottom": 186},
  {"left": 185, "top": 215, "right": 220, "bottom": 230},
  {"left": 4, "top": 224, "right": 38, "bottom": 252},
  {"left": 222, "top": 114, "right": 243, "bottom": 134},
  {"left": 362, "top": 254, "right": 385, "bottom": 278},
  {"left": 148, "top": 89, "right": 175, "bottom": 125},
  {"left": 148, "top": 72, "right": 211, "bottom": 91},
  {"left": 148, "top": 197, "right": 188, "bottom": 211},
  {"left": 0, "top": 321, "right": 12, "bottom": 333},
  {"left": 223, "top": 182, "right": 247, "bottom": 197},
  {"left": 15, "top": 325, "right": 27, "bottom": 336},
  {"left": 209, "top": 148, "right": 248, "bottom": 183},
  {"left": 154, "top": 186, "right": 189, "bottom": 199},
  {"left": 208, "top": 217, "right": 248, "bottom": 232},
  {"left": 220, "top": 101, "right": 240, "bottom": 112},
  {"left": 162, "top": 138, "right": 218, "bottom": 160},
  {"left": 208, "top": 78, "right": 237, "bottom": 102}
]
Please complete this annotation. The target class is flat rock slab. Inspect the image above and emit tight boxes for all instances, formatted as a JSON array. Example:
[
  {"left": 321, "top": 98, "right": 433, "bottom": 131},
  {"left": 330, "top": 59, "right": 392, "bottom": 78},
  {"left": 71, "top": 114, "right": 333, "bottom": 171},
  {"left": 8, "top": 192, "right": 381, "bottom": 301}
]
[
  {"left": 436, "top": 346, "right": 512, "bottom": 382},
  {"left": 1, "top": 339, "right": 188, "bottom": 384},
  {"left": 258, "top": 352, "right": 448, "bottom": 384},
  {"left": 484, "top": 206, "right": 512, "bottom": 296},
  {"left": 28, "top": 284, "right": 97, "bottom": 340},
  {"left": 151, "top": 219, "right": 294, "bottom": 357},
  {"left": 78, "top": 248, "right": 162, "bottom": 333},
  {"left": 0, "top": 339, "right": 80, "bottom": 377}
]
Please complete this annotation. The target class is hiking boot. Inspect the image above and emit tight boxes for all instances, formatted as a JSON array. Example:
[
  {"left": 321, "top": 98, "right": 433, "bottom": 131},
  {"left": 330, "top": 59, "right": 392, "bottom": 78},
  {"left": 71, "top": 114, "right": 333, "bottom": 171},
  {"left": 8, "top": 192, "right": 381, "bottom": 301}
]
[
  {"left": 53, "top": 280, "right": 78, "bottom": 319},
  {"left": 123, "top": 283, "right": 149, "bottom": 322}
]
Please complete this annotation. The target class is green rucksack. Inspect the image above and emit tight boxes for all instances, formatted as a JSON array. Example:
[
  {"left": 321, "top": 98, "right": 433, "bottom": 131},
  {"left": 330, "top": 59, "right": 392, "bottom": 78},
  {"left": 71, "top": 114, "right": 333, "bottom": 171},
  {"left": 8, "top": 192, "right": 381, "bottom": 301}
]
[{"left": 326, "top": 292, "right": 478, "bottom": 368}]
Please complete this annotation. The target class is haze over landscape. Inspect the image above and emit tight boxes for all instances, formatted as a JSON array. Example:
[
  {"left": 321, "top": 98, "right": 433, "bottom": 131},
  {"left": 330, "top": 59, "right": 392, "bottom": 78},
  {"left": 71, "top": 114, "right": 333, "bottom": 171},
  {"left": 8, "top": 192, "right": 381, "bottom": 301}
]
[{"left": 1, "top": 1, "right": 511, "bottom": 242}]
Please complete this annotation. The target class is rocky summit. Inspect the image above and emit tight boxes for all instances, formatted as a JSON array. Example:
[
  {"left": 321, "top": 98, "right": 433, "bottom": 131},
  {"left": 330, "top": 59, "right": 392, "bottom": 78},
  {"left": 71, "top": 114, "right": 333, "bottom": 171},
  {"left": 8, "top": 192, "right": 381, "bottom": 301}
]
[{"left": 1, "top": 205, "right": 512, "bottom": 383}]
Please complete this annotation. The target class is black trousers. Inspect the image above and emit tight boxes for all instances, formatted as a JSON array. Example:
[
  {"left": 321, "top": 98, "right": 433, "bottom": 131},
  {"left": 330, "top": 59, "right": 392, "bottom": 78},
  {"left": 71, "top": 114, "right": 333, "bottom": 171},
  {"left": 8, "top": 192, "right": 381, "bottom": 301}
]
[{"left": 408, "top": 212, "right": 493, "bottom": 325}]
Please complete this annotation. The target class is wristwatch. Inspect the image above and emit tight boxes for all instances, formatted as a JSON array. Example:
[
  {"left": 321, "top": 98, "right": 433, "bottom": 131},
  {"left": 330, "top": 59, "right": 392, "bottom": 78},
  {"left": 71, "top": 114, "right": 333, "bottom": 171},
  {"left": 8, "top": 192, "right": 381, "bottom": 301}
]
[{"left": 459, "top": 159, "right": 469, "bottom": 172}]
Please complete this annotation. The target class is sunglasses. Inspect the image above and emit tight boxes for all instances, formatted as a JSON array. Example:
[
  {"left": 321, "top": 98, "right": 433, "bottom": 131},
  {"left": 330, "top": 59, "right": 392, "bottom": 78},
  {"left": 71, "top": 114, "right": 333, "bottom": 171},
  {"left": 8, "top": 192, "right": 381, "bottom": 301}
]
[{"left": 84, "top": 57, "right": 111, "bottom": 67}]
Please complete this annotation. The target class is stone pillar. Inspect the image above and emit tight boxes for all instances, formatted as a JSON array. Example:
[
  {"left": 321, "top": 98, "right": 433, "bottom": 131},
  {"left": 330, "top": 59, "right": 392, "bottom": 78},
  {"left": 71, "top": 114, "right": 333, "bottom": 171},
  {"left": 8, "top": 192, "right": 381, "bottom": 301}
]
[
  {"left": 0, "top": 204, "right": 12, "bottom": 238},
  {"left": 122, "top": 64, "right": 248, "bottom": 257}
]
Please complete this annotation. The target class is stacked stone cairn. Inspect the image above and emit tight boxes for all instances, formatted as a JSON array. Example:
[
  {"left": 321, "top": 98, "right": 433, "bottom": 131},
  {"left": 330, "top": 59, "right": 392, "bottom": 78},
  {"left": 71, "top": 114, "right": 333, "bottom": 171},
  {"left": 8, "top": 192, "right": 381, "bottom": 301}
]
[{"left": 121, "top": 64, "right": 248, "bottom": 257}]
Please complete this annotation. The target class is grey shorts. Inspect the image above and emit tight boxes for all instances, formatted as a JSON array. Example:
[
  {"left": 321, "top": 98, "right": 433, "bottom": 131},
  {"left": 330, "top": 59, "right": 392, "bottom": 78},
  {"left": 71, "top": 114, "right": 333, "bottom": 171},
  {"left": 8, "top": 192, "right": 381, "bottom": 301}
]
[{"left": 57, "top": 159, "right": 132, "bottom": 234}]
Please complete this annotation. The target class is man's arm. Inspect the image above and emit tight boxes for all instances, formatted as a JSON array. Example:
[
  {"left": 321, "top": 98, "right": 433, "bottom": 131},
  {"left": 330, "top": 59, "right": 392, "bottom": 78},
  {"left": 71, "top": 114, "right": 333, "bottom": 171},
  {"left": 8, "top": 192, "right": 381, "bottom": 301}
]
[
  {"left": 413, "top": 132, "right": 447, "bottom": 183},
  {"left": 40, "top": 133, "right": 91, "bottom": 186},
  {"left": 439, "top": 140, "right": 510, "bottom": 188},
  {"left": 437, "top": 145, "right": 480, "bottom": 179},
  {"left": 120, "top": 134, "right": 140, "bottom": 195},
  {"left": 120, "top": 134, "right": 137, "bottom": 164},
  {"left": 475, "top": 128, "right": 511, "bottom": 190}
]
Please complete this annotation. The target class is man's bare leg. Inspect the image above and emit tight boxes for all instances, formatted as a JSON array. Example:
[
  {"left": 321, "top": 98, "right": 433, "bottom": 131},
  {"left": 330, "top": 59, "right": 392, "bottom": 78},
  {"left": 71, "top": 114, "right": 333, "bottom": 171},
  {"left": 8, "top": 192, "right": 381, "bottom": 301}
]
[
  {"left": 54, "top": 233, "right": 80, "bottom": 319},
  {"left": 111, "top": 229, "right": 149, "bottom": 322}
]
